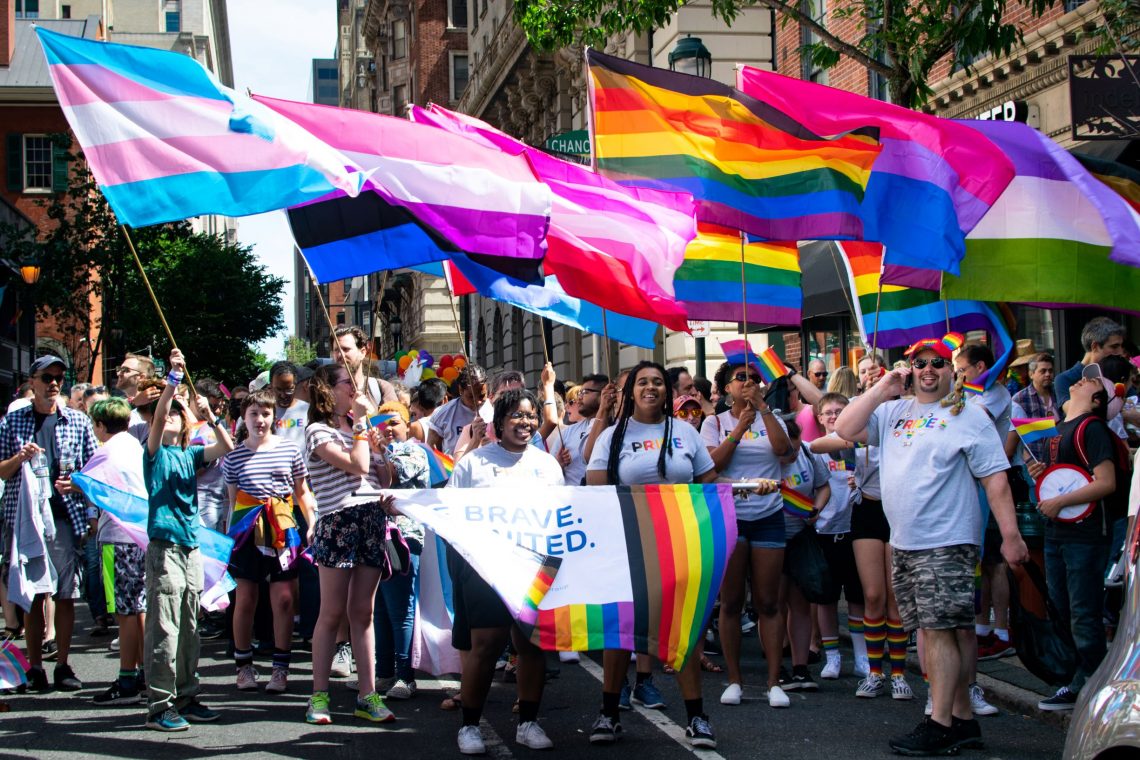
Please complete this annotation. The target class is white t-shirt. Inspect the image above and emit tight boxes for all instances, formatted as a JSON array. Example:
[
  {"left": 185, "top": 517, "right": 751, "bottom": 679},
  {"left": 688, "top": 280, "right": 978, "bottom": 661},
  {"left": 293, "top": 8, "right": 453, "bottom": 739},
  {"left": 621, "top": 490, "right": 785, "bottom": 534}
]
[
  {"left": 274, "top": 400, "right": 310, "bottom": 450},
  {"left": 781, "top": 443, "right": 828, "bottom": 537},
  {"left": 128, "top": 408, "right": 148, "bottom": 444},
  {"left": 866, "top": 399, "right": 1010, "bottom": 551},
  {"left": 815, "top": 449, "right": 856, "bottom": 535},
  {"left": 970, "top": 384, "right": 1012, "bottom": 442},
  {"left": 587, "top": 418, "right": 715, "bottom": 485},
  {"left": 699, "top": 410, "right": 786, "bottom": 520},
  {"left": 447, "top": 442, "right": 565, "bottom": 488},
  {"left": 546, "top": 417, "right": 594, "bottom": 486},
  {"left": 427, "top": 398, "right": 479, "bottom": 455}
]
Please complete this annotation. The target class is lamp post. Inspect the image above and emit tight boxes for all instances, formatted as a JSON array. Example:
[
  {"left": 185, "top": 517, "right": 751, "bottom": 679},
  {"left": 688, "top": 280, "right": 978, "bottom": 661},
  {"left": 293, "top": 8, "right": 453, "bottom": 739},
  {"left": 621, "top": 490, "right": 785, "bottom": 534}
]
[
  {"left": 669, "top": 36, "right": 713, "bottom": 378},
  {"left": 389, "top": 313, "right": 402, "bottom": 353}
]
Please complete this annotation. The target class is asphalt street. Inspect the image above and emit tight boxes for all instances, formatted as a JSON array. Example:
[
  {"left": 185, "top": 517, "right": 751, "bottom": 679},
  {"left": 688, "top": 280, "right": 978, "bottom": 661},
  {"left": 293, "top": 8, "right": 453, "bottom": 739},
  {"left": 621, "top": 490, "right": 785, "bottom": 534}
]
[{"left": 0, "top": 611, "right": 1068, "bottom": 760}]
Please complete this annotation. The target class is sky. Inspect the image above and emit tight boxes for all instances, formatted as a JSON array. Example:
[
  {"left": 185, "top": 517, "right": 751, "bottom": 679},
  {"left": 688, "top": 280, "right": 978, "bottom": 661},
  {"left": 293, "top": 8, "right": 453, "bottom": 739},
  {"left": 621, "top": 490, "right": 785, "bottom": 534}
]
[{"left": 226, "top": 1, "right": 337, "bottom": 360}]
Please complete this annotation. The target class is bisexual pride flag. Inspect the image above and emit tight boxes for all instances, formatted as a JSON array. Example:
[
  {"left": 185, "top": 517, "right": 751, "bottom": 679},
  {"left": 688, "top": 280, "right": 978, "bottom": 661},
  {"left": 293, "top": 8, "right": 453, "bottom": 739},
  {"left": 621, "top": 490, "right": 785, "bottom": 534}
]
[{"left": 1012, "top": 417, "right": 1059, "bottom": 445}]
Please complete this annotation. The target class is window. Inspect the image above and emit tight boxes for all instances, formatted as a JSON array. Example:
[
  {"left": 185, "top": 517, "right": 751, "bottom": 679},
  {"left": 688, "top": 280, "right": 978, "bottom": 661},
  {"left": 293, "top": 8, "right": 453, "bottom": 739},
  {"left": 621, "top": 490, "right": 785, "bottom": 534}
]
[
  {"left": 22, "top": 135, "right": 53, "bottom": 191},
  {"left": 450, "top": 53, "right": 469, "bottom": 102},
  {"left": 449, "top": 0, "right": 468, "bottom": 28},
  {"left": 61, "top": 4, "right": 71, "bottom": 18},
  {"left": 800, "top": 0, "right": 828, "bottom": 85},
  {"left": 481, "top": 0, "right": 488, "bottom": 15},
  {"left": 492, "top": 309, "right": 504, "bottom": 367},
  {"left": 393, "top": 84, "right": 408, "bottom": 115},
  {"left": 164, "top": 1, "right": 181, "bottom": 32},
  {"left": 15, "top": 0, "right": 39, "bottom": 18},
  {"left": 392, "top": 20, "right": 407, "bottom": 60},
  {"left": 471, "top": 0, "right": 478, "bottom": 30}
]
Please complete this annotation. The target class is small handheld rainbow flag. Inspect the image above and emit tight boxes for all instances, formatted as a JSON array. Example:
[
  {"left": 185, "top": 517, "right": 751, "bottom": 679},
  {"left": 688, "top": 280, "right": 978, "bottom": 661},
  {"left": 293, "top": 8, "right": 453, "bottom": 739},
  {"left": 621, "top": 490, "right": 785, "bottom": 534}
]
[
  {"left": 781, "top": 485, "right": 815, "bottom": 517},
  {"left": 188, "top": 420, "right": 216, "bottom": 446},
  {"left": 719, "top": 339, "right": 791, "bottom": 383},
  {"left": 368, "top": 413, "right": 401, "bottom": 429},
  {"left": 412, "top": 441, "right": 455, "bottom": 486},
  {"left": 756, "top": 346, "right": 791, "bottom": 384},
  {"left": 1012, "top": 417, "right": 1059, "bottom": 445}
]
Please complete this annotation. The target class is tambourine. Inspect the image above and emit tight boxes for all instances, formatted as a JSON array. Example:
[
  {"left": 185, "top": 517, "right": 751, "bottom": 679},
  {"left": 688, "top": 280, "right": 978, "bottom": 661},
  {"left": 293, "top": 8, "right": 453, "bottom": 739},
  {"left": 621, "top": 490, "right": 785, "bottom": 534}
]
[{"left": 1035, "top": 464, "right": 1095, "bottom": 523}]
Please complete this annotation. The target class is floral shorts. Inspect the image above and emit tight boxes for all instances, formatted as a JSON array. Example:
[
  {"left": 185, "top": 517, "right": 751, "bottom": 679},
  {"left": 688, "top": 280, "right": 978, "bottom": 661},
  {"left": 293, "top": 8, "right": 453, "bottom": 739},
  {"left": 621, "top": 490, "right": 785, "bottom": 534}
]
[
  {"left": 313, "top": 503, "right": 389, "bottom": 570},
  {"left": 101, "top": 543, "right": 147, "bottom": 616}
]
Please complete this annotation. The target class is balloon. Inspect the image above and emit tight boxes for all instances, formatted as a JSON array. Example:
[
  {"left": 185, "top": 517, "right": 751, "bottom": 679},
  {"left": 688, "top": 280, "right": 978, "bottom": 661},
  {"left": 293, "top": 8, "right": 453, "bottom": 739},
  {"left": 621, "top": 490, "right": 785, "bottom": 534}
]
[
  {"left": 441, "top": 367, "right": 459, "bottom": 383},
  {"left": 452, "top": 357, "right": 467, "bottom": 369},
  {"left": 398, "top": 355, "right": 412, "bottom": 371},
  {"left": 420, "top": 352, "right": 433, "bottom": 367},
  {"left": 439, "top": 355, "right": 453, "bottom": 370},
  {"left": 421, "top": 368, "right": 436, "bottom": 379}
]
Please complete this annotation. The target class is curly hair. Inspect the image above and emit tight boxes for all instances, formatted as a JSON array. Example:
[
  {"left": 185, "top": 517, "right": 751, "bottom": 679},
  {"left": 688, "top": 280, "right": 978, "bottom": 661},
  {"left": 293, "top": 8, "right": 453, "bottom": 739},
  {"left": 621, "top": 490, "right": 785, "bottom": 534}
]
[
  {"left": 307, "top": 363, "right": 349, "bottom": 427},
  {"left": 606, "top": 361, "right": 673, "bottom": 485},
  {"left": 492, "top": 387, "right": 538, "bottom": 439}
]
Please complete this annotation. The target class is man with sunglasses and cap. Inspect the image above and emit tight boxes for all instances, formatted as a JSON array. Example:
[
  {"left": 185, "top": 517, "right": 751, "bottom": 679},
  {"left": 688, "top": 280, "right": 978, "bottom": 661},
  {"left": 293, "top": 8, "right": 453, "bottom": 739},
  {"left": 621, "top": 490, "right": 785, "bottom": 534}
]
[
  {"left": 836, "top": 334, "right": 1028, "bottom": 757},
  {"left": 0, "top": 355, "right": 98, "bottom": 693}
]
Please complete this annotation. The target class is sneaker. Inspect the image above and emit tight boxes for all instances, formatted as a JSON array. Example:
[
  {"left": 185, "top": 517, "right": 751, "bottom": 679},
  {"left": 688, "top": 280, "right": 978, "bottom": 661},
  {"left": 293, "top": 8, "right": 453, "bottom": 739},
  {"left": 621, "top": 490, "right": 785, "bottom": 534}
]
[
  {"left": 146, "top": 707, "right": 189, "bottom": 732},
  {"left": 330, "top": 641, "right": 353, "bottom": 678},
  {"left": 385, "top": 679, "right": 416, "bottom": 700},
  {"left": 26, "top": 666, "right": 49, "bottom": 692},
  {"left": 54, "top": 664, "right": 82, "bottom": 691},
  {"left": 306, "top": 691, "right": 332, "bottom": 724},
  {"left": 788, "top": 669, "right": 818, "bottom": 692},
  {"left": 618, "top": 681, "right": 632, "bottom": 711},
  {"left": 766, "top": 684, "right": 790, "bottom": 708},
  {"left": 198, "top": 619, "right": 225, "bottom": 640},
  {"left": 853, "top": 654, "right": 870, "bottom": 679},
  {"left": 93, "top": 679, "right": 140, "bottom": 706},
  {"left": 891, "top": 675, "right": 915, "bottom": 701},
  {"left": 558, "top": 650, "right": 580, "bottom": 664},
  {"left": 109, "top": 637, "right": 120, "bottom": 652},
  {"left": 516, "top": 720, "right": 553, "bottom": 750},
  {"left": 632, "top": 677, "right": 667, "bottom": 709},
  {"left": 741, "top": 613, "right": 757, "bottom": 634},
  {"left": 951, "top": 716, "right": 983, "bottom": 749},
  {"left": 777, "top": 666, "right": 795, "bottom": 689},
  {"left": 589, "top": 714, "right": 622, "bottom": 744},
  {"left": 856, "top": 673, "right": 887, "bottom": 698},
  {"left": 820, "top": 650, "right": 841, "bottom": 680},
  {"left": 236, "top": 664, "right": 259, "bottom": 691},
  {"left": 181, "top": 700, "right": 220, "bottom": 722},
  {"left": 686, "top": 714, "right": 717, "bottom": 749},
  {"left": 720, "top": 682, "right": 743, "bottom": 705},
  {"left": 888, "top": 717, "right": 957, "bottom": 756},
  {"left": 495, "top": 652, "right": 509, "bottom": 670},
  {"left": 1038, "top": 686, "right": 1078, "bottom": 712},
  {"left": 924, "top": 693, "right": 933, "bottom": 716},
  {"left": 458, "top": 724, "right": 486, "bottom": 754},
  {"left": 265, "top": 667, "right": 288, "bottom": 694},
  {"left": 978, "top": 637, "right": 1016, "bottom": 661},
  {"left": 969, "top": 682, "right": 999, "bottom": 716},
  {"left": 41, "top": 639, "right": 58, "bottom": 661},
  {"left": 354, "top": 691, "right": 395, "bottom": 722}
]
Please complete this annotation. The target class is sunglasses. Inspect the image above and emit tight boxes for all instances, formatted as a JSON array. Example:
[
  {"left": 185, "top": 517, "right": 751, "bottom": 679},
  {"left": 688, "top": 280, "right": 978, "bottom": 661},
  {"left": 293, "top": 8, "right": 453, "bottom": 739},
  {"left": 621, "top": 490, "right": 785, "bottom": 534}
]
[
  {"left": 813, "top": 371, "right": 828, "bottom": 378},
  {"left": 39, "top": 373, "right": 65, "bottom": 384},
  {"left": 115, "top": 365, "right": 137, "bottom": 375},
  {"left": 910, "top": 358, "right": 949, "bottom": 370},
  {"left": 675, "top": 408, "right": 702, "bottom": 420},
  {"left": 83, "top": 386, "right": 107, "bottom": 397},
  {"left": 733, "top": 372, "right": 762, "bottom": 383}
]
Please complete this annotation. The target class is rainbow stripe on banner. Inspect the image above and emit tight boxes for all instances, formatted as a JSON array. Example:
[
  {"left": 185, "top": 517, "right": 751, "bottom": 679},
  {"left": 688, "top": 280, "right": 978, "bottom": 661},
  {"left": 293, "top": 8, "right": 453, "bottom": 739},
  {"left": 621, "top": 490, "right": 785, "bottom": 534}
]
[
  {"left": 522, "top": 484, "right": 735, "bottom": 670},
  {"left": 781, "top": 486, "right": 815, "bottom": 517},
  {"left": 1012, "top": 417, "right": 1059, "bottom": 445}
]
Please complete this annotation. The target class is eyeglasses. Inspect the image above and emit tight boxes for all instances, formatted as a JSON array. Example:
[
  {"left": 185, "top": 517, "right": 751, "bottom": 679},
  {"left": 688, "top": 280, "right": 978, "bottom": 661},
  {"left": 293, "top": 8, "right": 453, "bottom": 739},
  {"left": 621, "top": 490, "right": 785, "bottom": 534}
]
[
  {"left": 83, "top": 386, "right": 107, "bottom": 397},
  {"left": 675, "top": 408, "right": 702, "bottom": 420},
  {"left": 39, "top": 373, "right": 64, "bottom": 384},
  {"left": 818, "top": 409, "right": 844, "bottom": 418},
  {"left": 733, "top": 372, "right": 762, "bottom": 383},
  {"left": 578, "top": 388, "right": 601, "bottom": 395},
  {"left": 507, "top": 412, "right": 539, "bottom": 422},
  {"left": 910, "top": 358, "right": 949, "bottom": 370},
  {"left": 812, "top": 371, "right": 828, "bottom": 378},
  {"left": 115, "top": 365, "right": 137, "bottom": 375}
]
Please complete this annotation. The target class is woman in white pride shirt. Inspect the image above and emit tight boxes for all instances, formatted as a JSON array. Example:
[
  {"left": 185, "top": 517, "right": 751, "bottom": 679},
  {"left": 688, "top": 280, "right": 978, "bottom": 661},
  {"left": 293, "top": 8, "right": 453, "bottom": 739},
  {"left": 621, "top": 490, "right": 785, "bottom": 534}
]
[{"left": 586, "top": 361, "right": 720, "bottom": 750}]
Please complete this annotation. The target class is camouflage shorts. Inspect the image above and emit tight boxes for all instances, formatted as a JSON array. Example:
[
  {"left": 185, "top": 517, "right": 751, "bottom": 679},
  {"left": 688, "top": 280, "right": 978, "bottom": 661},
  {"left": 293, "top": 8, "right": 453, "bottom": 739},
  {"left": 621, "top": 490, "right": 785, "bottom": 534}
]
[{"left": 891, "top": 544, "right": 980, "bottom": 631}]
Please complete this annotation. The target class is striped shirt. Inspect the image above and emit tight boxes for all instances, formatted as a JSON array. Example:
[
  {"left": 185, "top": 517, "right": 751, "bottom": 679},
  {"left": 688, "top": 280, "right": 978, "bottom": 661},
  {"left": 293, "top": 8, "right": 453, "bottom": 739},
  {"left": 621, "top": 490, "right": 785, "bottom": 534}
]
[
  {"left": 305, "top": 423, "right": 387, "bottom": 518},
  {"left": 221, "top": 439, "right": 306, "bottom": 499}
]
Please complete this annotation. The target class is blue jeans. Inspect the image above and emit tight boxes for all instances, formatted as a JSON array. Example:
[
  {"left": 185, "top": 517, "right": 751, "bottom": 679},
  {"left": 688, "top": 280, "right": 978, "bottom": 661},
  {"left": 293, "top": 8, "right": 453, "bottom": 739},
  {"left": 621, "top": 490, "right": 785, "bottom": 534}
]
[
  {"left": 374, "top": 553, "right": 419, "bottom": 681},
  {"left": 1044, "top": 538, "right": 1108, "bottom": 693}
]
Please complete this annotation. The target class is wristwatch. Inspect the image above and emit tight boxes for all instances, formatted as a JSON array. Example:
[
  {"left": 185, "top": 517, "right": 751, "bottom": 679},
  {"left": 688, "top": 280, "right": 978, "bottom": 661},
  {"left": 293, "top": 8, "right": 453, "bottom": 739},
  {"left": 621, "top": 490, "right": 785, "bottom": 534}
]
[{"left": 352, "top": 421, "right": 368, "bottom": 433}]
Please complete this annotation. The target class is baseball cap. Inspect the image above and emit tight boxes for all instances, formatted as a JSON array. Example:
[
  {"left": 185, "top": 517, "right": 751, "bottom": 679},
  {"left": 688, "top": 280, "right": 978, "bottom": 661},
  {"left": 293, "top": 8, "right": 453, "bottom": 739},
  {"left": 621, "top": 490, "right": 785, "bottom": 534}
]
[
  {"left": 29, "top": 355, "right": 66, "bottom": 375},
  {"left": 673, "top": 395, "right": 701, "bottom": 413},
  {"left": 904, "top": 332, "right": 964, "bottom": 361}
]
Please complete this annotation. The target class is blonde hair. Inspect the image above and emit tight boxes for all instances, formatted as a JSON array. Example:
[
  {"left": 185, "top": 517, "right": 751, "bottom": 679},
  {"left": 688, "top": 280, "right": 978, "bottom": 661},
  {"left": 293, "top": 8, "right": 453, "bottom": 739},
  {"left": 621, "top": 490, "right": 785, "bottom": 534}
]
[
  {"left": 377, "top": 400, "right": 410, "bottom": 424},
  {"left": 941, "top": 375, "right": 967, "bottom": 415},
  {"left": 827, "top": 366, "right": 859, "bottom": 398}
]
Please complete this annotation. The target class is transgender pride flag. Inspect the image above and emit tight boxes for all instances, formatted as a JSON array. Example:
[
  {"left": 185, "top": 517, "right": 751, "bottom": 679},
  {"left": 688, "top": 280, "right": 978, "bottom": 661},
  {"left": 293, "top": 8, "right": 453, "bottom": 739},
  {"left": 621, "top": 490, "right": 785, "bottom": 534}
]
[{"left": 35, "top": 27, "right": 365, "bottom": 227}]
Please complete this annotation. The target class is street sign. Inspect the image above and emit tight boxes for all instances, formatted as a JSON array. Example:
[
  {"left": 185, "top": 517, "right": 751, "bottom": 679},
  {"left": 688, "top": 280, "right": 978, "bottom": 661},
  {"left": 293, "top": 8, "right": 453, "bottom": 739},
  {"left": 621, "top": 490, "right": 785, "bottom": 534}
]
[
  {"left": 688, "top": 320, "right": 710, "bottom": 338},
  {"left": 545, "top": 129, "right": 590, "bottom": 157}
]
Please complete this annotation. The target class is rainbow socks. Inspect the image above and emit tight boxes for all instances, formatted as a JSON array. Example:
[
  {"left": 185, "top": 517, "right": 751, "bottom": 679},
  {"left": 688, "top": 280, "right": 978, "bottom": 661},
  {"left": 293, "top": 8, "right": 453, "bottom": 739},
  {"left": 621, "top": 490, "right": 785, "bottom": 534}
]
[
  {"left": 864, "top": 616, "right": 886, "bottom": 677},
  {"left": 822, "top": 636, "right": 839, "bottom": 652},
  {"left": 886, "top": 619, "right": 907, "bottom": 677}
]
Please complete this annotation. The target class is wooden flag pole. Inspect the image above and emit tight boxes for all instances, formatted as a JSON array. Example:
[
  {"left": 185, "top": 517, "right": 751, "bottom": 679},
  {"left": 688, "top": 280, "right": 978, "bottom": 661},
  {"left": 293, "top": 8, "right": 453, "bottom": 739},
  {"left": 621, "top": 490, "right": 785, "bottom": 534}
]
[
  {"left": 441, "top": 262, "right": 468, "bottom": 355},
  {"left": 601, "top": 308, "right": 613, "bottom": 379},
  {"left": 120, "top": 225, "right": 197, "bottom": 399},
  {"left": 539, "top": 324, "right": 566, "bottom": 449},
  {"left": 308, "top": 271, "right": 363, "bottom": 397},
  {"left": 365, "top": 270, "right": 390, "bottom": 384},
  {"left": 739, "top": 230, "right": 749, "bottom": 345}
]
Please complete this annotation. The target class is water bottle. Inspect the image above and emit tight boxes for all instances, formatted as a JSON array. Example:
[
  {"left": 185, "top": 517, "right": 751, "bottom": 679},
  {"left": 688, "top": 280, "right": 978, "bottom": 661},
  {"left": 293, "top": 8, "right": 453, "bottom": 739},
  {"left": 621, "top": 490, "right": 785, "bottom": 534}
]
[{"left": 30, "top": 450, "right": 51, "bottom": 502}]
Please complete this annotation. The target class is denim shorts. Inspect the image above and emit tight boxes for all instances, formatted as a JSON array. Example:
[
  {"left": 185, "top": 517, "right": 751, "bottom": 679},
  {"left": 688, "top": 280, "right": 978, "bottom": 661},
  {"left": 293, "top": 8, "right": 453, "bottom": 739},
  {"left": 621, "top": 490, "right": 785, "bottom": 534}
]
[{"left": 736, "top": 511, "right": 786, "bottom": 549}]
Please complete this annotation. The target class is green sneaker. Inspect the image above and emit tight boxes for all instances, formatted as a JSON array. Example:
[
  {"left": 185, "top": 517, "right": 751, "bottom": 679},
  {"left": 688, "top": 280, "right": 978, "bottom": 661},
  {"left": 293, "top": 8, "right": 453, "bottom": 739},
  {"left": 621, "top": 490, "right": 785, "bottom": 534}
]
[
  {"left": 353, "top": 691, "right": 395, "bottom": 723},
  {"left": 306, "top": 692, "right": 332, "bottom": 725}
]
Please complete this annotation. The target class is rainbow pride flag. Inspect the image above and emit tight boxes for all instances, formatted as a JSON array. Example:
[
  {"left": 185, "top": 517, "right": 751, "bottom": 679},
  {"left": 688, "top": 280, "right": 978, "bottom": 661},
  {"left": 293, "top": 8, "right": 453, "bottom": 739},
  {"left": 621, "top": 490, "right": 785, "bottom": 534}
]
[
  {"left": 586, "top": 50, "right": 881, "bottom": 242},
  {"left": 677, "top": 223, "right": 801, "bottom": 326},
  {"left": 188, "top": 420, "right": 215, "bottom": 446},
  {"left": 756, "top": 347, "right": 791, "bottom": 384},
  {"left": 522, "top": 484, "right": 735, "bottom": 669},
  {"left": 412, "top": 441, "right": 455, "bottom": 486},
  {"left": 1012, "top": 417, "right": 1059, "bottom": 445},
  {"left": 781, "top": 486, "right": 815, "bottom": 517},
  {"left": 0, "top": 639, "right": 30, "bottom": 689},
  {"left": 718, "top": 338, "right": 761, "bottom": 373}
]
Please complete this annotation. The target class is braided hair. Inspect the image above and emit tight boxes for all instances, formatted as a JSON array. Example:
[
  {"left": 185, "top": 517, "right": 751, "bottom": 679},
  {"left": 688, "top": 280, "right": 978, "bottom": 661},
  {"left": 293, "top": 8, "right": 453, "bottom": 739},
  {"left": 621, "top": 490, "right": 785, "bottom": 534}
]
[{"left": 605, "top": 361, "right": 674, "bottom": 485}]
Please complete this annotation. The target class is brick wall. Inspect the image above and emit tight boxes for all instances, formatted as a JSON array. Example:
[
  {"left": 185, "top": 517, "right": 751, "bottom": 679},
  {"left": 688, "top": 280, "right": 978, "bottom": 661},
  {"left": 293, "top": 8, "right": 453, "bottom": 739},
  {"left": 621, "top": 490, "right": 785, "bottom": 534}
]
[
  {"left": 0, "top": 0, "right": 13, "bottom": 68},
  {"left": 413, "top": 0, "right": 467, "bottom": 107}
]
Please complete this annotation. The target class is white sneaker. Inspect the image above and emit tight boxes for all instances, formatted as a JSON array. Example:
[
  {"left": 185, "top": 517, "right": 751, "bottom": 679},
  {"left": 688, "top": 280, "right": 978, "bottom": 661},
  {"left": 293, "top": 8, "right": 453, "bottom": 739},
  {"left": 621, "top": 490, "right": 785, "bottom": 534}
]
[
  {"left": 766, "top": 684, "right": 790, "bottom": 708},
  {"left": 891, "top": 675, "right": 914, "bottom": 701},
  {"left": 109, "top": 637, "right": 120, "bottom": 652},
  {"left": 720, "top": 682, "right": 743, "bottom": 705},
  {"left": 458, "top": 725, "right": 486, "bottom": 755},
  {"left": 265, "top": 667, "right": 288, "bottom": 694},
  {"left": 856, "top": 673, "right": 886, "bottom": 698},
  {"left": 385, "top": 678, "right": 416, "bottom": 700},
  {"left": 330, "top": 642, "right": 353, "bottom": 679},
  {"left": 924, "top": 693, "right": 933, "bottom": 716},
  {"left": 236, "top": 664, "right": 259, "bottom": 691},
  {"left": 558, "top": 651, "right": 580, "bottom": 664},
  {"left": 853, "top": 655, "right": 870, "bottom": 679},
  {"left": 970, "top": 682, "right": 999, "bottom": 716},
  {"left": 820, "top": 651, "right": 841, "bottom": 680},
  {"left": 516, "top": 720, "right": 553, "bottom": 750}
]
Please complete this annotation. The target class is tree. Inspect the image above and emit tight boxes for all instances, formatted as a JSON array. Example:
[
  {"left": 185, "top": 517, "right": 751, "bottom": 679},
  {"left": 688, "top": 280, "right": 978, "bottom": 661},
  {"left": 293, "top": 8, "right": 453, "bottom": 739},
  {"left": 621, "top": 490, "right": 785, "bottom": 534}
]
[
  {"left": 0, "top": 152, "right": 285, "bottom": 387},
  {"left": 513, "top": 0, "right": 1059, "bottom": 106},
  {"left": 284, "top": 336, "right": 318, "bottom": 365}
]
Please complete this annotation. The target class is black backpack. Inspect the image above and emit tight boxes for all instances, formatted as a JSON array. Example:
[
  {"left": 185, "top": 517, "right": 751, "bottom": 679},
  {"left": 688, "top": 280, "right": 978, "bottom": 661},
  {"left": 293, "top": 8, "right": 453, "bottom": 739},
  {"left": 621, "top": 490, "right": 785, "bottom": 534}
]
[{"left": 1007, "top": 560, "right": 1077, "bottom": 686}]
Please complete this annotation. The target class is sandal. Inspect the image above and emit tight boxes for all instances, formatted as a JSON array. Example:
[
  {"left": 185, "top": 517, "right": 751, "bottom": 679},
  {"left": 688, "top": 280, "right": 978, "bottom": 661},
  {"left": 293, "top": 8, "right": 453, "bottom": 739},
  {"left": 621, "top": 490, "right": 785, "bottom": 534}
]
[
  {"left": 440, "top": 694, "right": 462, "bottom": 711},
  {"left": 2, "top": 627, "right": 21, "bottom": 641},
  {"left": 700, "top": 656, "right": 723, "bottom": 673}
]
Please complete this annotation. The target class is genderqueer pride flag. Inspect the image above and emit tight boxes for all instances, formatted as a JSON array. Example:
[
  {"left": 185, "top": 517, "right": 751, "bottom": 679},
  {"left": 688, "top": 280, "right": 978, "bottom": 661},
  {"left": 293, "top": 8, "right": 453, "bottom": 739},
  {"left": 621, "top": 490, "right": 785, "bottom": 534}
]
[
  {"left": 394, "top": 484, "right": 737, "bottom": 670},
  {"left": 36, "top": 28, "right": 365, "bottom": 227},
  {"left": 587, "top": 50, "right": 881, "bottom": 242}
]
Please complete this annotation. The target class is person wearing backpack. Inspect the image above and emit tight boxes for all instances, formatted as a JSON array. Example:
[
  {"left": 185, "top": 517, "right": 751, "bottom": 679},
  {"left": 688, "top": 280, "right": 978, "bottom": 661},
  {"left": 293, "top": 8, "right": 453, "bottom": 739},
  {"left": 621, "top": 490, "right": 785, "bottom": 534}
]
[{"left": 1030, "top": 369, "right": 1126, "bottom": 711}]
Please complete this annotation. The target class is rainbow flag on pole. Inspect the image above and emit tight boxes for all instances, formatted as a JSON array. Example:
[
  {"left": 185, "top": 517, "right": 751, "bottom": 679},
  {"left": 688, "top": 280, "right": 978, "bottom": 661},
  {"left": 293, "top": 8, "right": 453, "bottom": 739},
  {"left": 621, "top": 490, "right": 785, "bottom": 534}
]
[
  {"left": 586, "top": 49, "right": 881, "bottom": 242},
  {"left": 1012, "top": 417, "right": 1059, "bottom": 445},
  {"left": 781, "top": 485, "right": 816, "bottom": 517}
]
